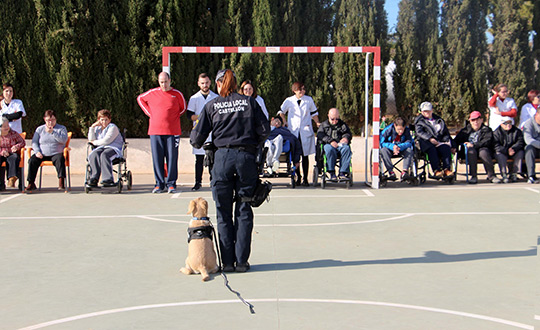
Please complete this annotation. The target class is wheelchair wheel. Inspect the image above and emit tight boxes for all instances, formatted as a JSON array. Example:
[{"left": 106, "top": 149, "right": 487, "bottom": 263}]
[
  {"left": 85, "top": 185, "right": 90, "bottom": 194},
  {"left": 312, "top": 166, "right": 319, "bottom": 187},
  {"left": 126, "top": 170, "right": 133, "bottom": 190},
  {"left": 117, "top": 180, "right": 123, "bottom": 193},
  {"left": 321, "top": 172, "right": 326, "bottom": 189},
  {"left": 346, "top": 178, "right": 351, "bottom": 189},
  {"left": 291, "top": 172, "right": 296, "bottom": 189}
]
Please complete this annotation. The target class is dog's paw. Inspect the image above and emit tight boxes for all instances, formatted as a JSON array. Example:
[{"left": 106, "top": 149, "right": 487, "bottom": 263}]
[{"left": 180, "top": 267, "right": 193, "bottom": 275}]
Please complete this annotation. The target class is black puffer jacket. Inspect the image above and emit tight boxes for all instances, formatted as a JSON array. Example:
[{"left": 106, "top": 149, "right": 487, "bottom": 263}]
[
  {"left": 454, "top": 123, "right": 493, "bottom": 150},
  {"left": 492, "top": 125, "right": 524, "bottom": 154},
  {"left": 316, "top": 119, "right": 352, "bottom": 144},
  {"left": 413, "top": 114, "right": 453, "bottom": 151}
]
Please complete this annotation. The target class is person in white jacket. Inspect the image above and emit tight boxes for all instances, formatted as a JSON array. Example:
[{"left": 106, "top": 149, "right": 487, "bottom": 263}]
[
  {"left": 279, "top": 82, "right": 320, "bottom": 186},
  {"left": 519, "top": 89, "right": 539, "bottom": 129},
  {"left": 0, "top": 83, "right": 26, "bottom": 134},
  {"left": 86, "top": 109, "right": 124, "bottom": 188},
  {"left": 239, "top": 80, "right": 269, "bottom": 119}
]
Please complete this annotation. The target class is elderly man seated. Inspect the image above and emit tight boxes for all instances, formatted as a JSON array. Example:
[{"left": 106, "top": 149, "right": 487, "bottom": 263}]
[
  {"left": 523, "top": 108, "right": 540, "bottom": 184},
  {"left": 316, "top": 108, "right": 352, "bottom": 181},
  {"left": 264, "top": 116, "right": 301, "bottom": 175}
]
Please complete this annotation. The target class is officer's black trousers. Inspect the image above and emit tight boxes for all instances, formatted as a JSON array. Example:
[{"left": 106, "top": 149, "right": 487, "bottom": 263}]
[{"left": 211, "top": 148, "right": 257, "bottom": 266}]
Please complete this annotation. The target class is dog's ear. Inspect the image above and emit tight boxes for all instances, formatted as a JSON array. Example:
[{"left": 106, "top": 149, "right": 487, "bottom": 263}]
[{"left": 187, "top": 199, "right": 197, "bottom": 215}]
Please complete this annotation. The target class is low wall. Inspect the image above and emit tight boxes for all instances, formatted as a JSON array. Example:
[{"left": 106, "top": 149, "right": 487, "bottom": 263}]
[{"left": 25, "top": 137, "right": 373, "bottom": 175}]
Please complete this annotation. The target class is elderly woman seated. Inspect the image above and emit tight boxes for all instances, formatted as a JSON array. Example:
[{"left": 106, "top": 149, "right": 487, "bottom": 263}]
[
  {"left": 26, "top": 110, "right": 68, "bottom": 192},
  {"left": 86, "top": 109, "right": 124, "bottom": 188},
  {"left": 0, "top": 117, "right": 25, "bottom": 190}
]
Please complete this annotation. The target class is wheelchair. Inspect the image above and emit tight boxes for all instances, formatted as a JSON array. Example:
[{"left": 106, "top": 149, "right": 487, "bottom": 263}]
[
  {"left": 373, "top": 147, "right": 420, "bottom": 187},
  {"left": 263, "top": 139, "right": 298, "bottom": 188},
  {"left": 312, "top": 140, "right": 353, "bottom": 189},
  {"left": 84, "top": 129, "right": 132, "bottom": 193},
  {"left": 411, "top": 127, "right": 457, "bottom": 185}
]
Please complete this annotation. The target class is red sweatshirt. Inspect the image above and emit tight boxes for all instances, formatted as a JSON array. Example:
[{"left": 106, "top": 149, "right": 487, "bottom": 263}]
[{"left": 137, "top": 87, "right": 186, "bottom": 135}]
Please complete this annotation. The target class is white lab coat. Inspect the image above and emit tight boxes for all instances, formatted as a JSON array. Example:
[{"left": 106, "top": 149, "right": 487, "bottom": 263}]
[{"left": 279, "top": 95, "right": 318, "bottom": 155}]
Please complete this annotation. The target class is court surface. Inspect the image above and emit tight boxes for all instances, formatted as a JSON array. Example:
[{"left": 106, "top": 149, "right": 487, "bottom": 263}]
[{"left": 1, "top": 174, "right": 539, "bottom": 330}]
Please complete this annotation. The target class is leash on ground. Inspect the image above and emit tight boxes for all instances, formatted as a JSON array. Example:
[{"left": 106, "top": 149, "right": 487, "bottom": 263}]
[{"left": 211, "top": 224, "right": 255, "bottom": 314}]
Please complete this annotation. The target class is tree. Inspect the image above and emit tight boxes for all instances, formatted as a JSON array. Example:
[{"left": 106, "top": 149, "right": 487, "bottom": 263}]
[
  {"left": 440, "top": 0, "right": 490, "bottom": 124},
  {"left": 333, "top": 0, "right": 388, "bottom": 133},
  {"left": 489, "top": 0, "right": 534, "bottom": 108}
]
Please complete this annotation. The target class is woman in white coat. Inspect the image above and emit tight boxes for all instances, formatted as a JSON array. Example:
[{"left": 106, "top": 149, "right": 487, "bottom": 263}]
[
  {"left": 519, "top": 90, "right": 539, "bottom": 129},
  {"left": 278, "top": 82, "right": 320, "bottom": 186},
  {"left": 0, "top": 83, "right": 26, "bottom": 134}
]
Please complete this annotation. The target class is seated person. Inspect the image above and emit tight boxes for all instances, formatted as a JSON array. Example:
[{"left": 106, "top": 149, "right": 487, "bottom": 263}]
[
  {"left": 316, "top": 108, "right": 352, "bottom": 181},
  {"left": 26, "top": 110, "right": 68, "bottom": 192},
  {"left": 86, "top": 109, "right": 124, "bottom": 187},
  {"left": 414, "top": 102, "right": 454, "bottom": 179},
  {"left": 454, "top": 111, "right": 499, "bottom": 184},
  {"left": 493, "top": 116, "right": 524, "bottom": 183},
  {"left": 523, "top": 108, "right": 540, "bottom": 184},
  {"left": 380, "top": 117, "right": 414, "bottom": 181},
  {"left": 264, "top": 116, "right": 301, "bottom": 175},
  {"left": 0, "top": 117, "right": 25, "bottom": 190}
]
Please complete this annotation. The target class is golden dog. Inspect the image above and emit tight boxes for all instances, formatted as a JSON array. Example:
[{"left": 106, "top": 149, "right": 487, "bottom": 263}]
[{"left": 180, "top": 197, "right": 219, "bottom": 281}]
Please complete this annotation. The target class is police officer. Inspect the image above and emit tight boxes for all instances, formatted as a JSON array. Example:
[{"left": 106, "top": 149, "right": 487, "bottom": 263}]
[{"left": 190, "top": 69, "right": 270, "bottom": 272}]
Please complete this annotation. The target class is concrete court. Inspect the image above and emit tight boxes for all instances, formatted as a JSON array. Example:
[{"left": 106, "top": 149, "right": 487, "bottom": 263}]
[{"left": 0, "top": 173, "right": 539, "bottom": 330}]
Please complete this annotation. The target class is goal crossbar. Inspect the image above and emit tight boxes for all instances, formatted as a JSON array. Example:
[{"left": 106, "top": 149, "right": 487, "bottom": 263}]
[{"left": 162, "top": 46, "right": 381, "bottom": 189}]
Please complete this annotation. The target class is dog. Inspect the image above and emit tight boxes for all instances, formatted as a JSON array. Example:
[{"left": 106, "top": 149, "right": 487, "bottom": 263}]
[{"left": 180, "top": 197, "right": 219, "bottom": 281}]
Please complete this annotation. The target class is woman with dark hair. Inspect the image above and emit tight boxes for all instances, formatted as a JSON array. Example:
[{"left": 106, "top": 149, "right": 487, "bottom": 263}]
[
  {"left": 0, "top": 83, "right": 26, "bottom": 134},
  {"left": 86, "top": 109, "right": 124, "bottom": 188},
  {"left": 278, "top": 82, "right": 321, "bottom": 186},
  {"left": 519, "top": 90, "right": 540, "bottom": 129},
  {"left": 190, "top": 69, "right": 270, "bottom": 272},
  {"left": 239, "top": 80, "right": 269, "bottom": 119}
]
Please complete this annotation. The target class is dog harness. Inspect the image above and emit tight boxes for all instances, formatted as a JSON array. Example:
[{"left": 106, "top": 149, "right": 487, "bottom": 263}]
[{"left": 187, "top": 217, "right": 214, "bottom": 243}]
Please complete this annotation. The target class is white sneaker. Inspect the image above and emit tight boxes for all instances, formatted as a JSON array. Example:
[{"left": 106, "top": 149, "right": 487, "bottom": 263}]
[
  {"left": 267, "top": 167, "right": 273, "bottom": 175},
  {"left": 527, "top": 177, "right": 537, "bottom": 184},
  {"left": 272, "top": 161, "right": 280, "bottom": 173}
]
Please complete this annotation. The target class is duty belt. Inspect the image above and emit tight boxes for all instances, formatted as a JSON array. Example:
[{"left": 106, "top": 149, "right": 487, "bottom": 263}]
[{"left": 222, "top": 144, "right": 257, "bottom": 155}]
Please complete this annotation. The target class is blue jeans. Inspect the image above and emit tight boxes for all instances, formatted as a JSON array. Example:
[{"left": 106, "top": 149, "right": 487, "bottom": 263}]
[
  {"left": 150, "top": 135, "right": 179, "bottom": 189},
  {"left": 323, "top": 143, "right": 351, "bottom": 173}
]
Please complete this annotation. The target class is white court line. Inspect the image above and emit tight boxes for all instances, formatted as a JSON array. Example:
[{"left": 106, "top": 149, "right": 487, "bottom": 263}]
[
  {"left": 136, "top": 216, "right": 188, "bottom": 224},
  {"left": 254, "top": 214, "right": 413, "bottom": 227},
  {"left": 171, "top": 192, "right": 182, "bottom": 198},
  {"left": 0, "top": 193, "right": 22, "bottom": 204},
  {"left": 535, "top": 315, "right": 540, "bottom": 320},
  {"left": 524, "top": 187, "right": 539, "bottom": 194},
  {"left": 17, "top": 298, "right": 533, "bottom": 330}
]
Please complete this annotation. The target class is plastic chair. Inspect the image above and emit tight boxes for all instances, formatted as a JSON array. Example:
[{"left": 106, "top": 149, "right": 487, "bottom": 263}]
[
  {"left": 27, "top": 132, "right": 72, "bottom": 192},
  {"left": 0, "top": 132, "right": 26, "bottom": 191}
]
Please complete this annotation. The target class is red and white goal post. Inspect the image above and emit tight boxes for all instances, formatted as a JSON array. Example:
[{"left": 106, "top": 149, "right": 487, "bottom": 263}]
[{"left": 162, "top": 46, "right": 381, "bottom": 189}]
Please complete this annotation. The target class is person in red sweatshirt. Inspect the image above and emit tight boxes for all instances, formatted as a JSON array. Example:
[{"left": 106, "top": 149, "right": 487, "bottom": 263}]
[
  {"left": 137, "top": 72, "right": 186, "bottom": 193},
  {"left": 488, "top": 84, "right": 517, "bottom": 130}
]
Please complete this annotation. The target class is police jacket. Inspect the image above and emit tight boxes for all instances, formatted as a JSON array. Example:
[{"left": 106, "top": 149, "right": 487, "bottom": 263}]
[
  {"left": 316, "top": 119, "right": 352, "bottom": 144},
  {"left": 380, "top": 123, "right": 413, "bottom": 150},
  {"left": 190, "top": 92, "right": 270, "bottom": 151},
  {"left": 492, "top": 125, "right": 524, "bottom": 154},
  {"left": 413, "top": 114, "right": 453, "bottom": 151},
  {"left": 454, "top": 123, "right": 493, "bottom": 150}
]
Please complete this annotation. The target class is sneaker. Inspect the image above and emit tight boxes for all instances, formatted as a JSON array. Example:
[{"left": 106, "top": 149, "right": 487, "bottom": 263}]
[
  {"left": 502, "top": 175, "right": 509, "bottom": 184},
  {"left": 434, "top": 170, "right": 443, "bottom": 178},
  {"left": 222, "top": 264, "right": 235, "bottom": 273},
  {"left": 509, "top": 173, "right": 518, "bottom": 182},
  {"left": 467, "top": 176, "right": 478, "bottom": 184},
  {"left": 58, "top": 177, "right": 65, "bottom": 190},
  {"left": 101, "top": 180, "right": 116, "bottom": 187},
  {"left": 152, "top": 186, "right": 163, "bottom": 193},
  {"left": 168, "top": 187, "right": 176, "bottom": 194},
  {"left": 387, "top": 172, "right": 397, "bottom": 181},
  {"left": 191, "top": 183, "right": 201, "bottom": 191},
  {"left": 490, "top": 176, "right": 501, "bottom": 184},
  {"left": 272, "top": 160, "right": 280, "bottom": 173},
  {"left": 266, "top": 166, "right": 273, "bottom": 175},
  {"left": 7, "top": 176, "right": 17, "bottom": 188},
  {"left": 401, "top": 172, "right": 411, "bottom": 181},
  {"left": 86, "top": 179, "right": 98, "bottom": 188},
  {"left": 329, "top": 173, "right": 337, "bottom": 181},
  {"left": 235, "top": 262, "right": 250, "bottom": 273},
  {"left": 527, "top": 176, "right": 537, "bottom": 184},
  {"left": 338, "top": 173, "right": 349, "bottom": 181}
]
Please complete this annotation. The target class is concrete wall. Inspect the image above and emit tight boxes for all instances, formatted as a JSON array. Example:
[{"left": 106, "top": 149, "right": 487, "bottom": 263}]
[{"left": 25, "top": 137, "right": 373, "bottom": 174}]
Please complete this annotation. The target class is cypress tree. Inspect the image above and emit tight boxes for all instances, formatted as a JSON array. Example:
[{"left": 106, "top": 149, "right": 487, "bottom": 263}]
[
  {"left": 333, "top": 0, "right": 388, "bottom": 133},
  {"left": 394, "top": 0, "right": 442, "bottom": 121},
  {"left": 489, "top": 0, "right": 534, "bottom": 108},
  {"left": 440, "top": 0, "right": 489, "bottom": 124},
  {"left": 532, "top": 0, "right": 540, "bottom": 86}
]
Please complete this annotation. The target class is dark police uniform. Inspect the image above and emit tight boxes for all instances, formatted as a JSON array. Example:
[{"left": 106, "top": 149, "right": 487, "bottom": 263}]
[{"left": 190, "top": 92, "right": 270, "bottom": 268}]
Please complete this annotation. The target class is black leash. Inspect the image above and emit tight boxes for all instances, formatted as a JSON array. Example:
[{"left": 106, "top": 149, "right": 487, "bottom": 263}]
[{"left": 210, "top": 223, "right": 255, "bottom": 314}]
